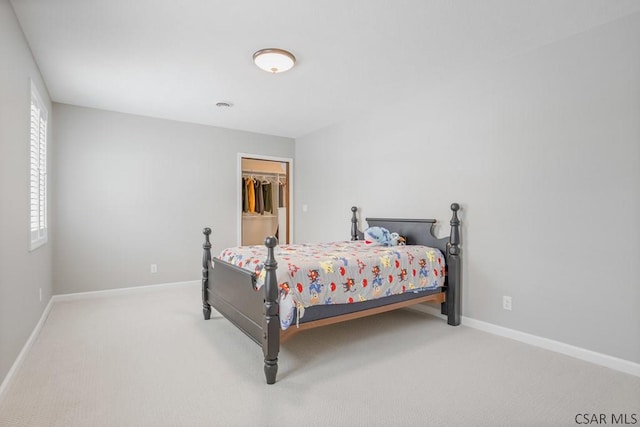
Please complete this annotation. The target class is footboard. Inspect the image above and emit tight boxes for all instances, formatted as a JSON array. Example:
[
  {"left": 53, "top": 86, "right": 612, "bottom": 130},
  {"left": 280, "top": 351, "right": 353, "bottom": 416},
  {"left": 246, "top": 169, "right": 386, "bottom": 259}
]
[
  {"left": 202, "top": 229, "right": 263, "bottom": 344},
  {"left": 201, "top": 229, "right": 280, "bottom": 384}
]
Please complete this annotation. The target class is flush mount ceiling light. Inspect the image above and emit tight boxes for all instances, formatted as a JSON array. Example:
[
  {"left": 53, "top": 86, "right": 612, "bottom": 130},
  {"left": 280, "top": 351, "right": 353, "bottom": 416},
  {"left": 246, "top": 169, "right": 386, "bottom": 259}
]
[{"left": 253, "top": 48, "right": 296, "bottom": 74}]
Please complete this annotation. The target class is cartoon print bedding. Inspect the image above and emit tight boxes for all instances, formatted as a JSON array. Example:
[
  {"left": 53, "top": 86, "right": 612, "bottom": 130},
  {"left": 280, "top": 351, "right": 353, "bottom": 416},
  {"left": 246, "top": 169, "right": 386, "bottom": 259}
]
[{"left": 217, "top": 241, "right": 446, "bottom": 330}]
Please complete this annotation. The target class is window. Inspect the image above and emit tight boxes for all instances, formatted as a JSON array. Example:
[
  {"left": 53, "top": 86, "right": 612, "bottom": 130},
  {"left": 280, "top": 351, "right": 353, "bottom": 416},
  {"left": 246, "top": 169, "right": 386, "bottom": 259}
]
[{"left": 30, "top": 82, "right": 48, "bottom": 250}]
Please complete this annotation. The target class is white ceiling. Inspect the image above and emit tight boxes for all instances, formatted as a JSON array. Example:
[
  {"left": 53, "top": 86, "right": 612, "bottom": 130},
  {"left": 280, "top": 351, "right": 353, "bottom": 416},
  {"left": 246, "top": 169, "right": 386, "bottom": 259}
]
[{"left": 10, "top": 0, "right": 640, "bottom": 138}]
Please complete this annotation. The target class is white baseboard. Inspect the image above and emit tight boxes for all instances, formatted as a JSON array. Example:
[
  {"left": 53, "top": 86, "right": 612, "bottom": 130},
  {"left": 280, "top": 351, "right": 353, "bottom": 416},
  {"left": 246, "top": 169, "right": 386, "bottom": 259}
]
[
  {"left": 408, "top": 304, "right": 640, "bottom": 377},
  {"left": 0, "top": 280, "right": 200, "bottom": 401},
  {"left": 53, "top": 280, "right": 199, "bottom": 302},
  {"left": 0, "top": 297, "right": 55, "bottom": 401}
]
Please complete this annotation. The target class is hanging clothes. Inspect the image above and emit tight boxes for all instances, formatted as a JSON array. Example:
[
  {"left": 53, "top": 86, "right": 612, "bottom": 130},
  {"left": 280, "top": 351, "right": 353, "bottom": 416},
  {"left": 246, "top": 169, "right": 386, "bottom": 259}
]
[
  {"left": 263, "top": 182, "right": 272, "bottom": 214},
  {"left": 243, "top": 173, "right": 285, "bottom": 214},
  {"left": 242, "top": 177, "right": 247, "bottom": 213},
  {"left": 255, "top": 179, "right": 264, "bottom": 214},
  {"left": 246, "top": 178, "right": 255, "bottom": 213},
  {"left": 278, "top": 182, "right": 287, "bottom": 208},
  {"left": 271, "top": 182, "right": 279, "bottom": 213},
  {"left": 244, "top": 178, "right": 250, "bottom": 212}
]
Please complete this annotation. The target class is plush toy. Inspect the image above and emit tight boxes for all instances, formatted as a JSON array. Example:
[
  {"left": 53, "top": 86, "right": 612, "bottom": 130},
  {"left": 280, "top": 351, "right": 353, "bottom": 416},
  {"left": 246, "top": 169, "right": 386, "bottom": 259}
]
[{"left": 364, "top": 226, "right": 404, "bottom": 246}]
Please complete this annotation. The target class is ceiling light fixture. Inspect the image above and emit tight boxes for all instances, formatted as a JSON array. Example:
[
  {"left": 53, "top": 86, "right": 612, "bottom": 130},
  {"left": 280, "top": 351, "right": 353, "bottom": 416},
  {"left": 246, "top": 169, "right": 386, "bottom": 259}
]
[
  {"left": 253, "top": 48, "right": 296, "bottom": 74},
  {"left": 216, "top": 101, "right": 233, "bottom": 108}
]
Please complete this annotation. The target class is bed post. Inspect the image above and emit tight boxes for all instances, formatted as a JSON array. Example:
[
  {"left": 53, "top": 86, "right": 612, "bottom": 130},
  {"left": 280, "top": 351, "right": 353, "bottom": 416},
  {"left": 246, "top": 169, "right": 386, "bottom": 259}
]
[
  {"left": 443, "top": 203, "right": 461, "bottom": 326},
  {"left": 350, "top": 206, "right": 358, "bottom": 240},
  {"left": 263, "top": 236, "right": 280, "bottom": 384},
  {"left": 202, "top": 228, "right": 212, "bottom": 320}
]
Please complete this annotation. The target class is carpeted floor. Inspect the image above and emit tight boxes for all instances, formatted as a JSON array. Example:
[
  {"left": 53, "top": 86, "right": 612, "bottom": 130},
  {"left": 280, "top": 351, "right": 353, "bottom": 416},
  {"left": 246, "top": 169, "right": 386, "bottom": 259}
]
[{"left": 0, "top": 282, "right": 638, "bottom": 427}]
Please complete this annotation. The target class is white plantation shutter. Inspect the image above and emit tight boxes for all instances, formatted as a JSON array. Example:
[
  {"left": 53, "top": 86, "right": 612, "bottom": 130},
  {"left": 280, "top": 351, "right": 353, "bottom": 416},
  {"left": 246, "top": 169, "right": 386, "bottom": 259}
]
[{"left": 30, "top": 82, "right": 48, "bottom": 250}]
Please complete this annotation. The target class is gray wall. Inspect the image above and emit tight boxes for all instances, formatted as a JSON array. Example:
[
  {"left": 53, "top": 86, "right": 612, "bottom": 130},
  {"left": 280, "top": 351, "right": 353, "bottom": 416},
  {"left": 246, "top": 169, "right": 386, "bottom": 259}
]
[
  {"left": 52, "top": 104, "right": 294, "bottom": 294},
  {"left": 294, "top": 14, "right": 640, "bottom": 363},
  {"left": 0, "top": 0, "right": 53, "bottom": 385}
]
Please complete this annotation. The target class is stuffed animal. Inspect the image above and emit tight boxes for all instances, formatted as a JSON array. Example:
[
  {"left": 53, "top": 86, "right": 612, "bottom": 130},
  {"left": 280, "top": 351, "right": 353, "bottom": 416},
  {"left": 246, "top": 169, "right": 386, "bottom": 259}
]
[{"left": 364, "top": 226, "right": 404, "bottom": 246}]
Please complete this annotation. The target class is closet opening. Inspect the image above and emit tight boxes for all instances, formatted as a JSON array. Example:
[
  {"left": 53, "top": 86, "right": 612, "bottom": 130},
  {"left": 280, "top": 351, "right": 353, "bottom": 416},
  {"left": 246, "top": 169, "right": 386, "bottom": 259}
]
[{"left": 238, "top": 155, "right": 292, "bottom": 246}]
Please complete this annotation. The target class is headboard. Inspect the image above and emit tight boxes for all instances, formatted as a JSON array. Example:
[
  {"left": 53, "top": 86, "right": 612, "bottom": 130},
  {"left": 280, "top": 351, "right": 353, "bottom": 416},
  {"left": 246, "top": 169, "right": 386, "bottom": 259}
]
[
  {"left": 358, "top": 218, "right": 448, "bottom": 253},
  {"left": 350, "top": 205, "right": 460, "bottom": 255}
]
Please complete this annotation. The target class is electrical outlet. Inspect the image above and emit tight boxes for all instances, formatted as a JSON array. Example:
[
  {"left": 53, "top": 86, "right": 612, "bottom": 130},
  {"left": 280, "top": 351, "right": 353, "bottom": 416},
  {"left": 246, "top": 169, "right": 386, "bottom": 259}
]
[
  {"left": 150, "top": 264, "right": 158, "bottom": 273},
  {"left": 503, "top": 296, "right": 512, "bottom": 311}
]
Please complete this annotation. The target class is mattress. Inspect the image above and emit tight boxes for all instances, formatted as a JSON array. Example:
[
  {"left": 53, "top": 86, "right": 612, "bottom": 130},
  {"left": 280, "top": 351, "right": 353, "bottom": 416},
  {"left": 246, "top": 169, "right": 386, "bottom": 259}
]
[{"left": 218, "top": 240, "right": 446, "bottom": 330}]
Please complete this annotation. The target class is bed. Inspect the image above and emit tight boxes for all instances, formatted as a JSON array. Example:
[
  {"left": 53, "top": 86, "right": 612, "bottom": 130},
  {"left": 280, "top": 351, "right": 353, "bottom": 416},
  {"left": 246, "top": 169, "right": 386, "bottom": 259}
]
[{"left": 201, "top": 203, "right": 461, "bottom": 384}]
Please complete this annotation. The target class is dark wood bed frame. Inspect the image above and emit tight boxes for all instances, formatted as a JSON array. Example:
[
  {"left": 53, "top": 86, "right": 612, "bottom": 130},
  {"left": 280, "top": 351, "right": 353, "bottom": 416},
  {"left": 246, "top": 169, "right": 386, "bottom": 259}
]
[{"left": 201, "top": 203, "right": 461, "bottom": 384}]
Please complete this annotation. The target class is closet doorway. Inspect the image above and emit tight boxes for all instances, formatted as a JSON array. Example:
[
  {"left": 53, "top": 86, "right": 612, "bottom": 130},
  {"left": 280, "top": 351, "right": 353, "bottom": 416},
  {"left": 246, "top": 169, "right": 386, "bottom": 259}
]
[{"left": 238, "top": 154, "right": 293, "bottom": 246}]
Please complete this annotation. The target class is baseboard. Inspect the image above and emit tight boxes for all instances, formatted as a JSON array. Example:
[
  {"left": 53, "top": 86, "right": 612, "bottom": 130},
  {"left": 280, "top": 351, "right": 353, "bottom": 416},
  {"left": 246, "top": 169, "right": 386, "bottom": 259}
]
[
  {"left": 0, "top": 280, "right": 199, "bottom": 401},
  {"left": 0, "top": 297, "right": 55, "bottom": 401},
  {"left": 408, "top": 304, "right": 640, "bottom": 378},
  {"left": 53, "top": 280, "right": 199, "bottom": 302}
]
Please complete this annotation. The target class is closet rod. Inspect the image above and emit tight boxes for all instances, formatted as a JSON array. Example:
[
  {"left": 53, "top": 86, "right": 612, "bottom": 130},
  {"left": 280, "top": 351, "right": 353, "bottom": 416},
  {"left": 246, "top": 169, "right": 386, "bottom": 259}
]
[{"left": 242, "top": 170, "right": 283, "bottom": 176}]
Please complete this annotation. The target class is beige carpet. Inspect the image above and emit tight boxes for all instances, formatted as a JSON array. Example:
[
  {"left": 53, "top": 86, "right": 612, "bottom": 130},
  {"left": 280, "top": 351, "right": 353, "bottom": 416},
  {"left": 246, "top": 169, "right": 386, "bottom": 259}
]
[{"left": 0, "top": 282, "right": 638, "bottom": 427}]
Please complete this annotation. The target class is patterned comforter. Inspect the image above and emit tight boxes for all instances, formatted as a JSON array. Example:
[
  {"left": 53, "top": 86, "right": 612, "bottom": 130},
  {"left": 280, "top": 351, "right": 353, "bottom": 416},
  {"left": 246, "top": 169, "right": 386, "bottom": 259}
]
[{"left": 218, "top": 241, "right": 446, "bottom": 330}]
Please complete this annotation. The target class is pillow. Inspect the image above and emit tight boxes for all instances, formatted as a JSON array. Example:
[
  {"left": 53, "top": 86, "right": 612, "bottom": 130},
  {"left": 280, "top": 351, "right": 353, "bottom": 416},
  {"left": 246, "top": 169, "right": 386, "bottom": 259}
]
[{"left": 364, "top": 226, "right": 404, "bottom": 246}]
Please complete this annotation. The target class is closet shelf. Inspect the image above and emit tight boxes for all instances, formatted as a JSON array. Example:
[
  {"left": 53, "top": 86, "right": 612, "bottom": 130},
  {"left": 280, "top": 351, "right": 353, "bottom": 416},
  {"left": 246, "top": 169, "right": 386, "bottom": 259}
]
[{"left": 242, "top": 213, "right": 277, "bottom": 219}]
